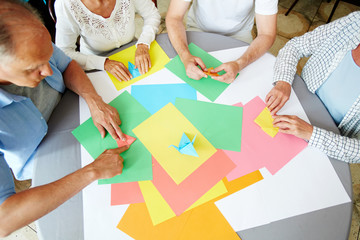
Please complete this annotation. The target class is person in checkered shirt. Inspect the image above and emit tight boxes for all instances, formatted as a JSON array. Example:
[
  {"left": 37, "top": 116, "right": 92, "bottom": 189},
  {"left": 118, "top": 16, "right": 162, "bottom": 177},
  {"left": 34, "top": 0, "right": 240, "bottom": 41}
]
[{"left": 266, "top": 11, "right": 360, "bottom": 163}]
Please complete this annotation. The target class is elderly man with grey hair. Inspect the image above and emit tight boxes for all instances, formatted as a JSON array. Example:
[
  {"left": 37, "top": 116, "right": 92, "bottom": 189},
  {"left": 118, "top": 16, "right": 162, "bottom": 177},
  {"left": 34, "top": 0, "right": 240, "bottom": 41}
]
[{"left": 0, "top": 0, "right": 129, "bottom": 237}]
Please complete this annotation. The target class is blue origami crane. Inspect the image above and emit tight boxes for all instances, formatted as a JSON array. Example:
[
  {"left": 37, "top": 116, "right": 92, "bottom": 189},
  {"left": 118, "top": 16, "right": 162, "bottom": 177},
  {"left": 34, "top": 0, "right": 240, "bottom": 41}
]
[
  {"left": 169, "top": 132, "right": 199, "bottom": 157},
  {"left": 128, "top": 62, "right": 141, "bottom": 79}
]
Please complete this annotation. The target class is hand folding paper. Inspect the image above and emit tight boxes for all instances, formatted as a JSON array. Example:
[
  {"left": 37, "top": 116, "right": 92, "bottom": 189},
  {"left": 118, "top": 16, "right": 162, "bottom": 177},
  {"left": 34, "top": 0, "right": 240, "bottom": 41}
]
[
  {"left": 128, "top": 62, "right": 141, "bottom": 79},
  {"left": 169, "top": 132, "right": 199, "bottom": 157}
]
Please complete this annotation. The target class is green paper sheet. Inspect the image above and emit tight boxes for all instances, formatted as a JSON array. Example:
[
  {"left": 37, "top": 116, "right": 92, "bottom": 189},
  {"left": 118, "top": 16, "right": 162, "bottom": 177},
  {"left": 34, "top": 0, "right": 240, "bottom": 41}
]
[
  {"left": 165, "top": 43, "right": 229, "bottom": 102},
  {"left": 175, "top": 98, "right": 243, "bottom": 152},
  {"left": 72, "top": 91, "right": 152, "bottom": 184}
]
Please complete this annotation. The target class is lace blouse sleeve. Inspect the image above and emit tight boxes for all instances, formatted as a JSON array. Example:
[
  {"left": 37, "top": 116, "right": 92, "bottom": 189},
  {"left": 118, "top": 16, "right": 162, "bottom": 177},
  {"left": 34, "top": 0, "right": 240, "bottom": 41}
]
[
  {"left": 55, "top": 0, "right": 107, "bottom": 70},
  {"left": 134, "top": 0, "right": 161, "bottom": 47}
]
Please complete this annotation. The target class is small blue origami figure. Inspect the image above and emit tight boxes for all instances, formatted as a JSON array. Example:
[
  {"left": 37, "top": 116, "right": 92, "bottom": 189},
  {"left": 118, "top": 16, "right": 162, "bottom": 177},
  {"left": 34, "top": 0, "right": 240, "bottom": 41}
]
[
  {"left": 169, "top": 132, "right": 199, "bottom": 157},
  {"left": 128, "top": 62, "right": 141, "bottom": 79}
]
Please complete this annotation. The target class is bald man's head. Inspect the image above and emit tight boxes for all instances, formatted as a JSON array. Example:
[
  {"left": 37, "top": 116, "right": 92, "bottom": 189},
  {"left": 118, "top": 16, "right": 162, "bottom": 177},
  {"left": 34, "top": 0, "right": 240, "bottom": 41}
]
[
  {"left": 0, "top": 0, "right": 48, "bottom": 65},
  {"left": 0, "top": 0, "right": 54, "bottom": 87}
]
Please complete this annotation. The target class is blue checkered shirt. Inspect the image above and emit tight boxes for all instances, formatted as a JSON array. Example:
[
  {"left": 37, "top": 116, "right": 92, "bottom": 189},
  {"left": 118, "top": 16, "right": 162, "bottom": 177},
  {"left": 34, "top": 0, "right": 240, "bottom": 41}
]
[{"left": 273, "top": 11, "right": 360, "bottom": 163}]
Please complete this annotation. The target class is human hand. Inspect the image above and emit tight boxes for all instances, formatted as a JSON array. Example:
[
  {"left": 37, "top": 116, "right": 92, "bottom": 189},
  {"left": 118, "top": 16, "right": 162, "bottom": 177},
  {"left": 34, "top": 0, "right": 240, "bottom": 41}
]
[
  {"left": 91, "top": 146, "right": 129, "bottom": 179},
  {"left": 104, "top": 59, "right": 132, "bottom": 81},
  {"left": 88, "top": 97, "right": 125, "bottom": 141},
  {"left": 181, "top": 54, "right": 208, "bottom": 80},
  {"left": 211, "top": 61, "right": 240, "bottom": 84},
  {"left": 265, "top": 81, "right": 291, "bottom": 115},
  {"left": 273, "top": 115, "right": 313, "bottom": 141},
  {"left": 135, "top": 44, "right": 151, "bottom": 75}
]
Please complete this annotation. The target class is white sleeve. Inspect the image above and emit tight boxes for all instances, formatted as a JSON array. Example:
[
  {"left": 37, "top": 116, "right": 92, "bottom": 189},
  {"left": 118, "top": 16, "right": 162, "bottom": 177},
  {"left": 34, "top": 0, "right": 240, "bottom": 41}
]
[
  {"left": 255, "top": 0, "right": 278, "bottom": 15},
  {"left": 54, "top": 0, "right": 106, "bottom": 70},
  {"left": 134, "top": 0, "right": 161, "bottom": 47}
]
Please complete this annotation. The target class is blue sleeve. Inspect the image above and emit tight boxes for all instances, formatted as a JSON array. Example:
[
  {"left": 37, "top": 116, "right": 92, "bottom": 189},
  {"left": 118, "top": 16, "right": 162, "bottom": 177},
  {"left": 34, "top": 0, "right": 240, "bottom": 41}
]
[
  {"left": 46, "top": 44, "right": 72, "bottom": 93},
  {"left": 51, "top": 43, "right": 72, "bottom": 73},
  {"left": 0, "top": 153, "right": 16, "bottom": 205}
]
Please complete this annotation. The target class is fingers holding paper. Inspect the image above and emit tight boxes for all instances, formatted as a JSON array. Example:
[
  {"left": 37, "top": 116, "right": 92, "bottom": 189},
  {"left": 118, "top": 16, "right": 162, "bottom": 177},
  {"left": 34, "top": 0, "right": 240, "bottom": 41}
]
[
  {"left": 266, "top": 81, "right": 291, "bottom": 115},
  {"left": 91, "top": 146, "right": 129, "bottom": 179},
  {"left": 211, "top": 61, "right": 240, "bottom": 84},
  {"left": 104, "top": 59, "right": 132, "bottom": 82},
  {"left": 89, "top": 99, "right": 126, "bottom": 142},
  {"left": 135, "top": 43, "right": 151, "bottom": 75},
  {"left": 182, "top": 54, "right": 208, "bottom": 80},
  {"left": 273, "top": 115, "right": 313, "bottom": 141}
]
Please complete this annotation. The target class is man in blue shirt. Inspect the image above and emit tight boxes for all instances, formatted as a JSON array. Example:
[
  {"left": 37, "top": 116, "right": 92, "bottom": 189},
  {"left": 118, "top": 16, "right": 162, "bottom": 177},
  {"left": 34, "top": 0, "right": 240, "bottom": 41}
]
[{"left": 0, "top": 0, "right": 128, "bottom": 237}]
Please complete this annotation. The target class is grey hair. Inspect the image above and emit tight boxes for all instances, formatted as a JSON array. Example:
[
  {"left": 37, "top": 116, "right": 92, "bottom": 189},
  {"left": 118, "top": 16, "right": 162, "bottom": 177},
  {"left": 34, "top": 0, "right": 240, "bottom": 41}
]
[{"left": 0, "top": 0, "right": 43, "bottom": 64}]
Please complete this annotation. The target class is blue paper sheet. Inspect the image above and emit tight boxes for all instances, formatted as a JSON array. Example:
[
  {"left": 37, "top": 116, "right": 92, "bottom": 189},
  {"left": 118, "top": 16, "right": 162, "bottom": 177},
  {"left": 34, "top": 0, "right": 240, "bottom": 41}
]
[
  {"left": 169, "top": 132, "right": 199, "bottom": 157},
  {"left": 131, "top": 84, "right": 197, "bottom": 114}
]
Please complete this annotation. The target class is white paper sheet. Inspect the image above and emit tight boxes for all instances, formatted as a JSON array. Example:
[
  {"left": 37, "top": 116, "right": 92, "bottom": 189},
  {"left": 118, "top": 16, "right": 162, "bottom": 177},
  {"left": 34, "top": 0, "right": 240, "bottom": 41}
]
[
  {"left": 210, "top": 47, "right": 350, "bottom": 231},
  {"left": 80, "top": 46, "right": 350, "bottom": 237}
]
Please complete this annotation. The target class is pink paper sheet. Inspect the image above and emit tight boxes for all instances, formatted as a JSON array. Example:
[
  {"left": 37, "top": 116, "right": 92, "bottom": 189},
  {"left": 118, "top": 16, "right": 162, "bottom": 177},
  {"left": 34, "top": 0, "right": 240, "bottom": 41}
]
[
  {"left": 116, "top": 134, "right": 137, "bottom": 148},
  {"left": 152, "top": 150, "right": 236, "bottom": 216},
  {"left": 111, "top": 182, "right": 144, "bottom": 206},
  {"left": 225, "top": 97, "right": 308, "bottom": 181}
]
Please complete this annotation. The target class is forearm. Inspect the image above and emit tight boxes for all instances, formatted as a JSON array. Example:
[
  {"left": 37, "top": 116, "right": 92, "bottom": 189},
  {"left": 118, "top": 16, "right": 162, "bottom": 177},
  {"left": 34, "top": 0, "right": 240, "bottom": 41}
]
[
  {"left": 235, "top": 33, "right": 275, "bottom": 70},
  {"left": 136, "top": 0, "right": 161, "bottom": 45},
  {"left": 0, "top": 165, "right": 97, "bottom": 237},
  {"left": 166, "top": 18, "right": 190, "bottom": 61},
  {"left": 63, "top": 60, "right": 103, "bottom": 108},
  {"left": 309, "top": 127, "right": 360, "bottom": 163}
]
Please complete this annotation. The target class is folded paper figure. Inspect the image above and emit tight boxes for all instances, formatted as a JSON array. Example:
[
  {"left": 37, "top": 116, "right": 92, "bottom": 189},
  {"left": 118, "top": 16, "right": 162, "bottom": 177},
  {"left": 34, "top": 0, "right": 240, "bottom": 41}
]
[
  {"left": 169, "top": 132, "right": 199, "bottom": 157},
  {"left": 128, "top": 62, "right": 141, "bottom": 79},
  {"left": 116, "top": 134, "right": 137, "bottom": 148},
  {"left": 254, "top": 107, "right": 279, "bottom": 138},
  {"left": 203, "top": 67, "right": 220, "bottom": 77}
]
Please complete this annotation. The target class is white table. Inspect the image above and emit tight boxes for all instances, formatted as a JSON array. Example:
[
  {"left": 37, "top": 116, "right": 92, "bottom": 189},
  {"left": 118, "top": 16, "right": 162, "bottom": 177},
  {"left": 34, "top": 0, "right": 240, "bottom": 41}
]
[{"left": 33, "top": 32, "right": 352, "bottom": 240}]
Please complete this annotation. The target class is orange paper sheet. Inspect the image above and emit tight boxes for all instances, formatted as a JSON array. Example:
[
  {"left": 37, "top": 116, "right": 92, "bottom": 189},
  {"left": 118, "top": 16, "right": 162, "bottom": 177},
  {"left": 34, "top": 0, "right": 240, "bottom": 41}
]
[
  {"left": 118, "top": 171, "right": 263, "bottom": 240},
  {"left": 117, "top": 202, "right": 240, "bottom": 240}
]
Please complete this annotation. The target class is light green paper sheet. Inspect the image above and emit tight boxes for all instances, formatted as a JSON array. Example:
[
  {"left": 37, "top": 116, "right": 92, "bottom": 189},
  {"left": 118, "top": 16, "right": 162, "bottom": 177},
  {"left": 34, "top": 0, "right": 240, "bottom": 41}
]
[
  {"left": 175, "top": 98, "right": 243, "bottom": 152},
  {"left": 165, "top": 43, "right": 229, "bottom": 102},
  {"left": 72, "top": 91, "right": 152, "bottom": 184}
]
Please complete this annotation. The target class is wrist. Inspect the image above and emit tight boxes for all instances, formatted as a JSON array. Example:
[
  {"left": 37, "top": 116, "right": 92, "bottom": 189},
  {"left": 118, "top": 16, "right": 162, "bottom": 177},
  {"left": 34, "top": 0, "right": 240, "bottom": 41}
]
[
  {"left": 179, "top": 50, "right": 192, "bottom": 63},
  {"left": 84, "top": 93, "right": 103, "bottom": 112},
  {"left": 80, "top": 164, "right": 99, "bottom": 183},
  {"left": 235, "top": 58, "right": 246, "bottom": 71}
]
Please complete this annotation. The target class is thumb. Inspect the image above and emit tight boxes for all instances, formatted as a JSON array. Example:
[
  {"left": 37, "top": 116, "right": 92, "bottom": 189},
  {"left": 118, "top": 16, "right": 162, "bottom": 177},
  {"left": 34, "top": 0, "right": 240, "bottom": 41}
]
[
  {"left": 108, "top": 145, "right": 130, "bottom": 154},
  {"left": 214, "top": 64, "right": 225, "bottom": 73}
]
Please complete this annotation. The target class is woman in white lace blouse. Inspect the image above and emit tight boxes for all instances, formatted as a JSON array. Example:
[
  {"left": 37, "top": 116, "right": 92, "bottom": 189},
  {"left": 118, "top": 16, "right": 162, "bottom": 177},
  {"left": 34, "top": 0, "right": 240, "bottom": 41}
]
[{"left": 55, "top": 0, "right": 160, "bottom": 81}]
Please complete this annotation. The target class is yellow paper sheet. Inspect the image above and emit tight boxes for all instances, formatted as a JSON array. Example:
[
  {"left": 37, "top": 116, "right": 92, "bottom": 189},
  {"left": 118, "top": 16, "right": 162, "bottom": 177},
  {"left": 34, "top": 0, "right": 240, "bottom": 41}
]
[
  {"left": 118, "top": 170, "right": 264, "bottom": 240},
  {"left": 133, "top": 103, "right": 217, "bottom": 184},
  {"left": 139, "top": 176, "right": 227, "bottom": 225},
  {"left": 138, "top": 181, "right": 176, "bottom": 225},
  {"left": 186, "top": 180, "right": 227, "bottom": 211},
  {"left": 107, "top": 41, "right": 170, "bottom": 90},
  {"left": 254, "top": 107, "right": 279, "bottom": 138}
]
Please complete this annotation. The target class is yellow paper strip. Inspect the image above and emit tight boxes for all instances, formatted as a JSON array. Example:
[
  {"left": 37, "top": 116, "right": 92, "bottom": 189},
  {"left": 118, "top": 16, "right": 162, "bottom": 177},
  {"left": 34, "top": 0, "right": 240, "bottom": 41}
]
[
  {"left": 186, "top": 180, "right": 227, "bottom": 211},
  {"left": 138, "top": 181, "right": 176, "bottom": 225}
]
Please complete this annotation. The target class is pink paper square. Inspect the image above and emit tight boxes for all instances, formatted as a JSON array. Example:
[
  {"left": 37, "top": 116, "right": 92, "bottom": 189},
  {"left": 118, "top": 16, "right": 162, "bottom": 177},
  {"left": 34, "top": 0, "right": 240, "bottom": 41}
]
[
  {"left": 116, "top": 134, "right": 136, "bottom": 148},
  {"left": 225, "top": 96, "right": 308, "bottom": 181},
  {"left": 111, "top": 182, "right": 144, "bottom": 206},
  {"left": 152, "top": 149, "right": 236, "bottom": 215}
]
